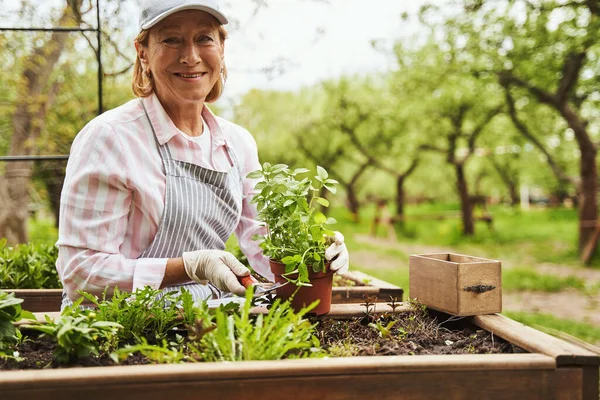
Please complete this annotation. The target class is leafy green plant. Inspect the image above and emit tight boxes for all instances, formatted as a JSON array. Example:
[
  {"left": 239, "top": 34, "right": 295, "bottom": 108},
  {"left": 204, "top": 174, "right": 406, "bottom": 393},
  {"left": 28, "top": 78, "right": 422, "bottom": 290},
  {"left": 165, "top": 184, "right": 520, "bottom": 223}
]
[
  {"left": 0, "top": 292, "right": 35, "bottom": 357},
  {"left": 368, "top": 320, "right": 397, "bottom": 338},
  {"left": 78, "top": 286, "right": 195, "bottom": 345},
  {"left": 0, "top": 239, "right": 60, "bottom": 289},
  {"left": 189, "top": 289, "right": 324, "bottom": 361},
  {"left": 248, "top": 163, "right": 339, "bottom": 285},
  {"left": 24, "top": 303, "right": 122, "bottom": 364}
]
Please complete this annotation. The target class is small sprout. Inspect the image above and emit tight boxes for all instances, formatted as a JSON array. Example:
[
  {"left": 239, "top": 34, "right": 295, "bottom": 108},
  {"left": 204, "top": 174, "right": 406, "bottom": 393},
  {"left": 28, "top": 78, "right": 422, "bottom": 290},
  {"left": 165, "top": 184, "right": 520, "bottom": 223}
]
[
  {"left": 369, "top": 320, "right": 397, "bottom": 338},
  {"left": 387, "top": 296, "right": 401, "bottom": 313}
]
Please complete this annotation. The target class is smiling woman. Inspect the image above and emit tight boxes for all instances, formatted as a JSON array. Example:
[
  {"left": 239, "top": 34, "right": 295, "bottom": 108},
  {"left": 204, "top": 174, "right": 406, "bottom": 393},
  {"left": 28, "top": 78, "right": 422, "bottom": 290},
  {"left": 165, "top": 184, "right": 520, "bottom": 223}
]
[{"left": 55, "top": 0, "right": 351, "bottom": 310}]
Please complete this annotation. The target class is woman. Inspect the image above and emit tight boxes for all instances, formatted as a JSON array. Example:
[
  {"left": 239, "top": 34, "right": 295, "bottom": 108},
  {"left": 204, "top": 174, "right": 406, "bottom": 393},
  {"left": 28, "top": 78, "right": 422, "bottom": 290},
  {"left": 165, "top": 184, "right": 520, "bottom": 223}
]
[{"left": 56, "top": 0, "right": 349, "bottom": 308}]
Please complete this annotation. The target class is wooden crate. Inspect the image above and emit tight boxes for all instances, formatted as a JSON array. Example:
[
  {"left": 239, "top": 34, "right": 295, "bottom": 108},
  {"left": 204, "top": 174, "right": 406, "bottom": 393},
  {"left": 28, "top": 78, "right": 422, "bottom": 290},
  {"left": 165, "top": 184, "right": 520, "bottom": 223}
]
[
  {"left": 409, "top": 253, "right": 501, "bottom": 316},
  {"left": 4, "top": 303, "right": 599, "bottom": 400}
]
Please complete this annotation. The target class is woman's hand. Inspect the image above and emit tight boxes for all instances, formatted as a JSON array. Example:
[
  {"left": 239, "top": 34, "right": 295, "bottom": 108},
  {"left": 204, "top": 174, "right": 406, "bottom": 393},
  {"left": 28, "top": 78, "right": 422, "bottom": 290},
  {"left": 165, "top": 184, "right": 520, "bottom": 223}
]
[
  {"left": 182, "top": 250, "right": 250, "bottom": 295},
  {"left": 325, "top": 231, "right": 350, "bottom": 274}
]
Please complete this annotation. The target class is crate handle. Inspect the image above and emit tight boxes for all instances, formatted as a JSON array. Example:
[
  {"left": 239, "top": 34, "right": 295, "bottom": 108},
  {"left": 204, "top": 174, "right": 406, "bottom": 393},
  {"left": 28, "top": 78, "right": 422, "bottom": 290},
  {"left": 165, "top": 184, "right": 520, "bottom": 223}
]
[{"left": 463, "top": 284, "right": 496, "bottom": 293}]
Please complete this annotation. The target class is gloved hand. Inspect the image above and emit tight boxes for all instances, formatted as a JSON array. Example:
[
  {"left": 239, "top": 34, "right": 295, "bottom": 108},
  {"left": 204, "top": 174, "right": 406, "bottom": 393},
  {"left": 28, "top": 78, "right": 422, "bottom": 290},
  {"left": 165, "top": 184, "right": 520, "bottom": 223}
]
[
  {"left": 182, "top": 250, "right": 250, "bottom": 296},
  {"left": 325, "top": 231, "right": 350, "bottom": 275}
]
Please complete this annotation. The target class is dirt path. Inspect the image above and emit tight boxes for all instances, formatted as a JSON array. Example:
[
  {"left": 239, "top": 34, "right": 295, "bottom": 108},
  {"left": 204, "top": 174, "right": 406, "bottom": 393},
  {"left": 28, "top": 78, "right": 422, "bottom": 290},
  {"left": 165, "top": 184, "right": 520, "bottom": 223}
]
[{"left": 352, "top": 234, "right": 600, "bottom": 342}]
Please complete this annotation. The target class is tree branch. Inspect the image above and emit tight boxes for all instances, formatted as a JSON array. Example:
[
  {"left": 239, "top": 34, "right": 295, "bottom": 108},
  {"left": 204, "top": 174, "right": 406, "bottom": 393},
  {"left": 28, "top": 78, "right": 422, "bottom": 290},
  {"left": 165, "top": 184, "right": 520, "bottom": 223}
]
[
  {"left": 556, "top": 52, "right": 586, "bottom": 105},
  {"left": 503, "top": 86, "right": 576, "bottom": 186},
  {"left": 497, "top": 71, "right": 558, "bottom": 106}
]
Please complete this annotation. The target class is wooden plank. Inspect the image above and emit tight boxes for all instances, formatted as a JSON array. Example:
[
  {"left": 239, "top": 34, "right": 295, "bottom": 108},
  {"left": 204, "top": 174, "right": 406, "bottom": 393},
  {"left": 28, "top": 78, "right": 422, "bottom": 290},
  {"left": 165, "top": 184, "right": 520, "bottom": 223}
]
[
  {"left": 581, "top": 366, "right": 599, "bottom": 400},
  {"left": 554, "top": 368, "right": 583, "bottom": 400},
  {"left": 0, "top": 354, "right": 556, "bottom": 400},
  {"left": 2, "top": 289, "right": 62, "bottom": 313},
  {"left": 0, "top": 370, "right": 557, "bottom": 400},
  {"left": 472, "top": 314, "right": 600, "bottom": 367},
  {"left": 340, "top": 270, "right": 402, "bottom": 289},
  {"left": 331, "top": 286, "right": 404, "bottom": 304}
]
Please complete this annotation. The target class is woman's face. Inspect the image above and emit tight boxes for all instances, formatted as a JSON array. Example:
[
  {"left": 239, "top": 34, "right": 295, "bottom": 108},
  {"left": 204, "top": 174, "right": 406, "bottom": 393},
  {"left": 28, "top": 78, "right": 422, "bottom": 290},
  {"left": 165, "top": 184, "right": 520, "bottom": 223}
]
[{"left": 136, "top": 10, "right": 224, "bottom": 108}]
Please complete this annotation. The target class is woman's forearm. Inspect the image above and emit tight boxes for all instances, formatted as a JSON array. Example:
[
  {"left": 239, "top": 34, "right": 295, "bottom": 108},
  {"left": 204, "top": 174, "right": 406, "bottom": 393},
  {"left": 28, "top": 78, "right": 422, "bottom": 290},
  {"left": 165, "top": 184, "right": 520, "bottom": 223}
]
[{"left": 160, "top": 257, "right": 189, "bottom": 288}]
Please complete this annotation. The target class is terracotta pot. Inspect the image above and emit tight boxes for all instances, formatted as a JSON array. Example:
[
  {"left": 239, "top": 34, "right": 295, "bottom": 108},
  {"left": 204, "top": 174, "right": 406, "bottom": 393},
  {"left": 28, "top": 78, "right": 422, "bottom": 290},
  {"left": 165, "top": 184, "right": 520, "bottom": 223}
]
[{"left": 269, "top": 260, "right": 334, "bottom": 315}]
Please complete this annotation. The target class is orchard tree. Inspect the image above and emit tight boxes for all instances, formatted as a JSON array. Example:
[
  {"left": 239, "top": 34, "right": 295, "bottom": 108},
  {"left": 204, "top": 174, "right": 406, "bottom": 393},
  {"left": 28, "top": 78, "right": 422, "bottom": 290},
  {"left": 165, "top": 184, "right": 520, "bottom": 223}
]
[{"left": 427, "top": 0, "right": 600, "bottom": 259}]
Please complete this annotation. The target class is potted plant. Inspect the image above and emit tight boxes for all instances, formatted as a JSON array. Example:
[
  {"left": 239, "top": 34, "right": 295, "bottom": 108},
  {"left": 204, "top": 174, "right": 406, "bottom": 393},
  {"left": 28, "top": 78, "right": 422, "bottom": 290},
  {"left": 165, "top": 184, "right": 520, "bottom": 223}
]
[{"left": 248, "top": 163, "right": 339, "bottom": 314}]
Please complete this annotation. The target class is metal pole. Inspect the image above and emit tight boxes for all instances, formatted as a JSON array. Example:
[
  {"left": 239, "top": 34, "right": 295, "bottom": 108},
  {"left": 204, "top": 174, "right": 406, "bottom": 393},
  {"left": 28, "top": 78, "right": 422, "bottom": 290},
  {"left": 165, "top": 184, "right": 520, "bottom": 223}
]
[
  {"left": 97, "top": 0, "right": 103, "bottom": 115},
  {"left": 0, "top": 27, "right": 96, "bottom": 32},
  {"left": 0, "top": 156, "right": 69, "bottom": 161}
]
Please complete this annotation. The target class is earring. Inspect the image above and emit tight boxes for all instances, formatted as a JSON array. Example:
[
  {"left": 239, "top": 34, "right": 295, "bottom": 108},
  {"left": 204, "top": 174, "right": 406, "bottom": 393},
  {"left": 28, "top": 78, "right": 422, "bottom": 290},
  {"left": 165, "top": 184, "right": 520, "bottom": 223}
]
[{"left": 145, "top": 70, "right": 152, "bottom": 78}]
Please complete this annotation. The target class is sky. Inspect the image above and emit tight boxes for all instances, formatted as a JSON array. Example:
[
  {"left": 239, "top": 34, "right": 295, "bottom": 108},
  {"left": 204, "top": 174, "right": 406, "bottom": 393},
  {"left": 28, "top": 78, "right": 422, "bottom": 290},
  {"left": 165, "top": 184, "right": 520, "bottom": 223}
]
[
  {"left": 0, "top": 0, "right": 430, "bottom": 103},
  {"left": 220, "top": 0, "right": 429, "bottom": 100}
]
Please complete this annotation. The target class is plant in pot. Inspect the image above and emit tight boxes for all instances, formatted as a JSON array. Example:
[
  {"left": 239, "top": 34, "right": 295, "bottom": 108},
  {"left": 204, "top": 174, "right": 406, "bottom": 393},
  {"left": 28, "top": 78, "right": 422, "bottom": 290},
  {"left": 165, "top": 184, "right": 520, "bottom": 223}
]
[{"left": 248, "top": 163, "right": 339, "bottom": 315}]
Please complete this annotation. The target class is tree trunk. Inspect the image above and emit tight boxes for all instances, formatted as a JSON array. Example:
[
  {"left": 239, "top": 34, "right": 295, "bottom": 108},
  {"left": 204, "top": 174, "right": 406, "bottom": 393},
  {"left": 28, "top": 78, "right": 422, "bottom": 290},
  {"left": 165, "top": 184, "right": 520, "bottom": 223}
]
[
  {"left": 0, "top": 0, "right": 82, "bottom": 244},
  {"left": 395, "top": 176, "right": 405, "bottom": 227},
  {"left": 578, "top": 146, "right": 598, "bottom": 256},
  {"left": 456, "top": 164, "right": 474, "bottom": 235},
  {"left": 508, "top": 183, "right": 519, "bottom": 207},
  {"left": 345, "top": 185, "right": 360, "bottom": 223}
]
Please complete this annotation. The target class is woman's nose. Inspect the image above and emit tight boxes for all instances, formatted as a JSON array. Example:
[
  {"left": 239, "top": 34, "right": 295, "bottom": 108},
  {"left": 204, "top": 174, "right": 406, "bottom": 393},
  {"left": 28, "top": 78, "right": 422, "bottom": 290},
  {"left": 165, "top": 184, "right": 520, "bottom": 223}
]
[{"left": 180, "top": 43, "right": 202, "bottom": 65}]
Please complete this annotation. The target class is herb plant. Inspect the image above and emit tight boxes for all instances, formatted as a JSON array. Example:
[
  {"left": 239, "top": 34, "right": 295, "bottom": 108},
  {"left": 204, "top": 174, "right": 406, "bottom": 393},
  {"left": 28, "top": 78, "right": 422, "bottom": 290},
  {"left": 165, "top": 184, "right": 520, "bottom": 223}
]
[
  {"left": 0, "top": 239, "right": 60, "bottom": 289},
  {"left": 248, "top": 163, "right": 339, "bottom": 285},
  {"left": 24, "top": 303, "right": 123, "bottom": 364},
  {"left": 78, "top": 286, "right": 196, "bottom": 345},
  {"left": 0, "top": 292, "right": 35, "bottom": 357}
]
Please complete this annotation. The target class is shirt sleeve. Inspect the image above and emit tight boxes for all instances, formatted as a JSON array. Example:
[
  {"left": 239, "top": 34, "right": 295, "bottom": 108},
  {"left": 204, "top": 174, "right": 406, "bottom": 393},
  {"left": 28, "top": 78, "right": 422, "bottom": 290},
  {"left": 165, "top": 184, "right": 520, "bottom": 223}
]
[
  {"left": 232, "top": 128, "right": 274, "bottom": 281},
  {"left": 56, "top": 119, "right": 168, "bottom": 301}
]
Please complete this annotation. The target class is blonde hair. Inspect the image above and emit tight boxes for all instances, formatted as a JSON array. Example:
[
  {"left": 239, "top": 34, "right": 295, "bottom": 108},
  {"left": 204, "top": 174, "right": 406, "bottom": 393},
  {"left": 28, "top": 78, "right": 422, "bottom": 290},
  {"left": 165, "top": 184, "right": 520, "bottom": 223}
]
[{"left": 132, "top": 24, "right": 228, "bottom": 103}]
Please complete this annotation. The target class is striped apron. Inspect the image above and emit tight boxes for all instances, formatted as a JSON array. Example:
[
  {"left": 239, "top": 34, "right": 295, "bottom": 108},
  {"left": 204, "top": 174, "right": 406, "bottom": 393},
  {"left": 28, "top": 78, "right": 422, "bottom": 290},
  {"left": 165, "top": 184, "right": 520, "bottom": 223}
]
[{"left": 61, "top": 101, "right": 243, "bottom": 309}]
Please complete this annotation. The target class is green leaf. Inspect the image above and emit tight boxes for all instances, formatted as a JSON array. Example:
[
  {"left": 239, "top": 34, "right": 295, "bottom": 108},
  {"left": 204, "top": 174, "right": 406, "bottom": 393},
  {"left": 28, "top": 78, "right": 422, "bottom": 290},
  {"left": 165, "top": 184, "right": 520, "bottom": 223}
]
[
  {"left": 246, "top": 170, "right": 263, "bottom": 179},
  {"left": 313, "top": 212, "right": 327, "bottom": 224},
  {"left": 315, "top": 198, "right": 329, "bottom": 207},
  {"left": 316, "top": 166, "right": 328, "bottom": 180},
  {"left": 323, "top": 185, "right": 337, "bottom": 194},
  {"left": 325, "top": 217, "right": 337, "bottom": 225}
]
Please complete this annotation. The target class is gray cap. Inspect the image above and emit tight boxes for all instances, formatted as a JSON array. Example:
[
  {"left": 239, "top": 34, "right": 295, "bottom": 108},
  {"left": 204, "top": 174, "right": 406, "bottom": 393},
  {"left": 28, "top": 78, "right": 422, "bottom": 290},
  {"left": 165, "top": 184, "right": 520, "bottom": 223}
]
[{"left": 139, "top": 0, "right": 228, "bottom": 30}]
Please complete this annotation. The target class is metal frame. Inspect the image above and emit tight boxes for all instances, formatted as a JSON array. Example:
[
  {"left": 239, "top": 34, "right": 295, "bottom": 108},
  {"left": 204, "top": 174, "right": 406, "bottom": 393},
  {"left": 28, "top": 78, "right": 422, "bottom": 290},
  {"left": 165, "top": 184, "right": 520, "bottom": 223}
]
[{"left": 0, "top": 0, "right": 103, "bottom": 162}]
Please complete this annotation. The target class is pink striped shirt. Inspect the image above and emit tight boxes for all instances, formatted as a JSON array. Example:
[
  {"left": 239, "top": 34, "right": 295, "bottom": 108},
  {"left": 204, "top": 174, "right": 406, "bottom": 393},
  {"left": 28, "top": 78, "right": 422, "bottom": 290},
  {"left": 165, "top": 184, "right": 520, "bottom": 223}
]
[{"left": 56, "top": 94, "right": 271, "bottom": 301}]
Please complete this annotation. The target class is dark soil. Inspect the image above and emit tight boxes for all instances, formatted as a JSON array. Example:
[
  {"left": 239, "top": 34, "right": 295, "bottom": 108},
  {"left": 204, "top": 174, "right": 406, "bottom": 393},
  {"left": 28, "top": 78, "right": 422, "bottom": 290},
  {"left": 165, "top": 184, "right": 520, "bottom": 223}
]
[
  {"left": 1, "top": 307, "right": 522, "bottom": 370},
  {"left": 316, "top": 308, "right": 523, "bottom": 357}
]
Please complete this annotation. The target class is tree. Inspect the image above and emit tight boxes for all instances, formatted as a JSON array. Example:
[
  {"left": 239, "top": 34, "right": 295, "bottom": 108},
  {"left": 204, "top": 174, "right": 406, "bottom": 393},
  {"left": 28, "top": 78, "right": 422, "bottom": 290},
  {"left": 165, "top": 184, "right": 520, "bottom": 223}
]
[
  {"left": 432, "top": 0, "right": 599, "bottom": 259},
  {"left": 0, "top": 0, "right": 85, "bottom": 244}
]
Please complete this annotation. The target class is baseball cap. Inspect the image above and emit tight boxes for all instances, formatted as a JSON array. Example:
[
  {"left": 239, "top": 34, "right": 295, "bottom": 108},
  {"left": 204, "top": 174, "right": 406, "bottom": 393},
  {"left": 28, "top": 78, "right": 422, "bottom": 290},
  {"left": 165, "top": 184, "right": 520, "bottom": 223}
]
[{"left": 139, "top": 0, "right": 228, "bottom": 30}]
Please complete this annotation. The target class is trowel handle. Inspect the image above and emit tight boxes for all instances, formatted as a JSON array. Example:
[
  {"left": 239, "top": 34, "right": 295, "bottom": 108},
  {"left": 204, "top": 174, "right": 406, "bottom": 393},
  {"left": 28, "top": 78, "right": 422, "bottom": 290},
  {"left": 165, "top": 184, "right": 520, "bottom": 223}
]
[{"left": 239, "top": 275, "right": 258, "bottom": 289}]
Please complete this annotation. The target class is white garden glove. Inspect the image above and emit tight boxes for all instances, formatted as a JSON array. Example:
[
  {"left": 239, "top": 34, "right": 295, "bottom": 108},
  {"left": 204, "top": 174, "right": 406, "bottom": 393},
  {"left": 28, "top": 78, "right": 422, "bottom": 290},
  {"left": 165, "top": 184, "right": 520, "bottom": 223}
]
[
  {"left": 325, "top": 231, "right": 350, "bottom": 275},
  {"left": 182, "top": 250, "right": 250, "bottom": 296}
]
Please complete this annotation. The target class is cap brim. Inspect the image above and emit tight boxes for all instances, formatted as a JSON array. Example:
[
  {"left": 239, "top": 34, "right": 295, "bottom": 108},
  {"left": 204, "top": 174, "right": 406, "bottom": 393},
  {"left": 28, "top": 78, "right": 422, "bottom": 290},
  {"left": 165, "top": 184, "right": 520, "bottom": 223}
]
[{"left": 140, "top": 5, "right": 228, "bottom": 30}]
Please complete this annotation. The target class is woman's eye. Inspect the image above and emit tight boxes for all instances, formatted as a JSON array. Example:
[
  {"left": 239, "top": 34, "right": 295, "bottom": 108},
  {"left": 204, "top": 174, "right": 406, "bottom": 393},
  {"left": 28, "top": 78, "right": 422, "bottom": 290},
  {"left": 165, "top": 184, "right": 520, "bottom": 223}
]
[
  {"left": 197, "top": 35, "right": 214, "bottom": 43},
  {"left": 163, "top": 38, "right": 181, "bottom": 44}
]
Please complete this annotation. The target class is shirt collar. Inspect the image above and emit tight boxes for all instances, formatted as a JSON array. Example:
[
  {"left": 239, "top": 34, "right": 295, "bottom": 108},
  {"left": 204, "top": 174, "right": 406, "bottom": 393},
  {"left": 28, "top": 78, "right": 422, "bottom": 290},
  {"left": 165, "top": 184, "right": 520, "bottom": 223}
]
[{"left": 142, "top": 93, "right": 226, "bottom": 147}]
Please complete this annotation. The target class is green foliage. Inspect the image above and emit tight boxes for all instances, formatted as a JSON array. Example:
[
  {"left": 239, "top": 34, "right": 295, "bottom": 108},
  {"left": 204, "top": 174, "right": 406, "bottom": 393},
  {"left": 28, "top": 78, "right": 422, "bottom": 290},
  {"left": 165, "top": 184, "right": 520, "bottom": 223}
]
[
  {"left": 24, "top": 304, "right": 123, "bottom": 364},
  {"left": 0, "top": 292, "right": 35, "bottom": 357},
  {"left": 249, "top": 163, "right": 339, "bottom": 286},
  {"left": 112, "top": 289, "right": 324, "bottom": 363},
  {"left": 78, "top": 287, "right": 196, "bottom": 346},
  {"left": 504, "top": 311, "right": 600, "bottom": 346},
  {"left": 0, "top": 239, "right": 60, "bottom": 289},
  {"left": 189, "top": 289, "right": 323, "bottom": 361},
  {"left": 503, "top": 268, "right": 586, "bottom": 293}
]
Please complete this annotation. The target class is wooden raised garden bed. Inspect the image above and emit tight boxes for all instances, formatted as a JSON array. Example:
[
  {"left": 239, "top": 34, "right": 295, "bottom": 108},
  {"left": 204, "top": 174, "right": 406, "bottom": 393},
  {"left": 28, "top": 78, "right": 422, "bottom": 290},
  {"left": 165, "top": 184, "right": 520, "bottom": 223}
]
[
  {"left": 2, "top": 303, "right": 598, "bottom": 400},
  {"left": 1, "top": 270, "right": 403, "bottom": 313}
]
